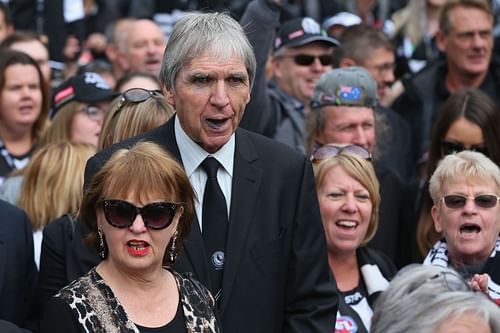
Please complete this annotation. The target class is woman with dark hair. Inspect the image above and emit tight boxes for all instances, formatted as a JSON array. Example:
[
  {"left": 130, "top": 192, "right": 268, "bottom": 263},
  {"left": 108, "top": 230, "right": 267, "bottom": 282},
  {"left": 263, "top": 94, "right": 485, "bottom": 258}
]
[
  {"left": 0, "top": 49, "right": 50, "bottom": 184},
  {"left": 415, "top": 88, "right": 500, "bottom": 258}
]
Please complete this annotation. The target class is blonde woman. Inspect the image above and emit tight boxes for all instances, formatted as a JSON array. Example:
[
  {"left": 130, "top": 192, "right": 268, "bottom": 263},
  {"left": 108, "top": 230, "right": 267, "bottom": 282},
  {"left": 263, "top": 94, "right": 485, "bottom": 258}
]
[
  {"left": 17, "top": 142, "right": 95, "bottom": 268},
  {"left": 313, "top": 148, "right": 396, "bottom": 332}
]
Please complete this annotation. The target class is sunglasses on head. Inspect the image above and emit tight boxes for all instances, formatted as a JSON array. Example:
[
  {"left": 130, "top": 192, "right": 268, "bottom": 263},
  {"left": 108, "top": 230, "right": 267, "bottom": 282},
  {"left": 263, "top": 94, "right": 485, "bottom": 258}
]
[
  {"left": 441, "top": 140, "right": 488, "bottom": 157},
  {"left": 113, "top": 88, "right": 162, "bottom": 118},
  {"left": 280, "top": 54, "right": 333, "bottom": 66},
  {"left": 310, "top": 143, "right": 372, "bottom": 164},
  {"left": 441, "top": 194, "right": 500, "bottom": 209},
  {"left": 102, "top": 199, "right": 180, "bottom": 230},
  {"left": 410, "top": 271, "right": 471, "bottom": 294}
]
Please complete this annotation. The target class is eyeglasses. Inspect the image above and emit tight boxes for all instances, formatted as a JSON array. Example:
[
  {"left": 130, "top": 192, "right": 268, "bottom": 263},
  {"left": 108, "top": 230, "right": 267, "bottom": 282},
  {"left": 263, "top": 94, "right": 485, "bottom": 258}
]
[
  {"left": 310, "top": 144, "right": 372, "bottom": 163},
  {"left": 102, "top": 199, "right": 181, "bottom": 230},
  {"left": 278, "top": 54, "right": 333, "bottom": 66},
  {"left": 113, "top": 88, "right": 162, "bottom": 118},
  {"left": 441, "top": 141, "right": 488, "bottom": 157},
  {"left": 80, "top": 106, "right": 105, "bottom": 122},
  {"left": 410, "top": 271, "right": 471, "bottom": 294},
  {"left": 368, "top": 62, "right": 396, "bottom": 75},
  {"left": 441, "top": 194, "right": 500, "bottom": 209}
]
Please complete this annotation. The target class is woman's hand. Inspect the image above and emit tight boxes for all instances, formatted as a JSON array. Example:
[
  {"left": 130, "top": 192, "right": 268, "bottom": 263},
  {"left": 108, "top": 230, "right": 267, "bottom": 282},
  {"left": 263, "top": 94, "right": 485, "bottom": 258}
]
[{"left": 470, "top": 273, "right": 489, "bottom": 295}]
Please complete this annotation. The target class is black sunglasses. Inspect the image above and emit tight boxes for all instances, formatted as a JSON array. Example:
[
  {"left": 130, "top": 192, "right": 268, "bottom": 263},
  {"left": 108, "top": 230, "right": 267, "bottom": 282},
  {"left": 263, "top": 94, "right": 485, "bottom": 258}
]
[
  {"left": 410, "top": 271, "right": 471, "bottom": 294},
  {"left": 113, "top": 88, "right": 162, "bottom": 118},
  {"left": 310, "top": 143, "right": 372, "bottom": 163},
  {"left": 441, "top": 194, "right": 500, "bottom": 209},
  {"left": 441, "top": 140, "right": 488, "bottom": 157},
  {"left": 102, "top": 199, "right": 181, "bottom": 230},
  {"left": 279, "top": 54, "right": 333, "bottom": 66}
]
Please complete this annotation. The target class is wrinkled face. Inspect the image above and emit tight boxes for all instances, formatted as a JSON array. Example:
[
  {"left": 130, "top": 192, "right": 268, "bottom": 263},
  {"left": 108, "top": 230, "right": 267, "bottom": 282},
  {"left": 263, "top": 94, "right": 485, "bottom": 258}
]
[
  {"left": 431, "top": 176, "right": 500, "bottom": 265},
  {"left": 362, "top": 47, "right": 395, "bottom": 100},
  {"left": 97, "top": 193, "right": 182, "bottom": 274},
  {"left": 0, "top": 64, "right": 42, "bottom": 131},
  {"left": 318, "top": 165, "right": 372, "bottom": 255},
  {"left": 70, "top": 103, "right": 107, "bottom": 146},
  {"left": 11, "top": 40, "right": 51, "bottom": 83},
  {"left": 433, "top": 312, "right": 491, "bottom": 333},
  {"left": 123, "top": 20, "right": 166, "bottom": 76},
  {"left": 437, "top": 6, "right": 493, "bottom": 78},
  {"left": 166, "top": 52, "right": 251, "bottom": 153},
  {"left": 317, "top": 105, "right": 376, "bottom": 153},
  {"left": 272, "top": 42, "right": 334, "bottom": 103}
]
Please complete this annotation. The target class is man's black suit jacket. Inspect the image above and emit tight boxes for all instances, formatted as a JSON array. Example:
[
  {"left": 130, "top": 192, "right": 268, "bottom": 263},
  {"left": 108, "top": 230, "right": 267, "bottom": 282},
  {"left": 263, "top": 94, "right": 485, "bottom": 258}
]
[
  {"left": 0, "top": 200, "right": 37, "bottom": 329},
  {"left": 84, "top": 117, "right": 338, "bottom": 333}
]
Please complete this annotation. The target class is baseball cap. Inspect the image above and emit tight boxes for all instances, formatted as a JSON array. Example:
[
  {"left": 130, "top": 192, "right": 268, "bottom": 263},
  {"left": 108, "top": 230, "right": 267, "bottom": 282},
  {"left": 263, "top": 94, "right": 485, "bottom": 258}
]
[
  {"left": 51, "top": 72, "right": 119, "bottom": 117},
  {"left": 322, "top": 12, "right": 362, "bottom": 31},
  {"left": 274, "top": 17, "right": 339, "bottom": 51},
  {"left": 311, "top": 67, "right": 377, "bottom": 109}
]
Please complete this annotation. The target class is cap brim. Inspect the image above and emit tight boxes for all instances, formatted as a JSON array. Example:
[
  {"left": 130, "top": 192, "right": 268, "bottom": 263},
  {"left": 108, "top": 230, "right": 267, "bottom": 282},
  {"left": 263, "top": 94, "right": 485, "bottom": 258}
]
[{"left": 287, "top": 35, "right": 340, "bottom": 48}]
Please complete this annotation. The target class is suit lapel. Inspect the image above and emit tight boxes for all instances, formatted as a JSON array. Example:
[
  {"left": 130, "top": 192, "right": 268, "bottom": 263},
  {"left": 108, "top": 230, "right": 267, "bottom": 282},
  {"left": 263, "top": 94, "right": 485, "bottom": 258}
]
[
  {"left": 164, "top": 117, "right": 209, "bottom": 283},
  {"left": 220, "top": 130, "right": 262, "bottom": 313}
]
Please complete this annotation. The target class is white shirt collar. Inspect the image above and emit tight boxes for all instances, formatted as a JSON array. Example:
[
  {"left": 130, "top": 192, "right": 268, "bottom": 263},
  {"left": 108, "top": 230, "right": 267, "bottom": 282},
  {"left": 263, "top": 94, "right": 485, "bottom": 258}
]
[{"left": 174, "top": 116, "right": 235, "bottom": 176}]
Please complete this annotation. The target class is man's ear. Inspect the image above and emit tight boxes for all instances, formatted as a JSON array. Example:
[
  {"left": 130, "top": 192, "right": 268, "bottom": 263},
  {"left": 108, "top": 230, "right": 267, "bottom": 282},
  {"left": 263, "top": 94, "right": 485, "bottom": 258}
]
[
  {"left": 436, "top": 30, "right": 446, "bottom": 53},
  {"left": 164, "top": 87, "right": 175, "bottom": 106}
]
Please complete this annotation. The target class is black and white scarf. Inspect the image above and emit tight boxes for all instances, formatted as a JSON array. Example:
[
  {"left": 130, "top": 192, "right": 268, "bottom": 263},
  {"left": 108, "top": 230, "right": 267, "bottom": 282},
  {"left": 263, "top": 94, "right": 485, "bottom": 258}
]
[{"left": 424, "top": 237, "right": 500, "bottom": 301}]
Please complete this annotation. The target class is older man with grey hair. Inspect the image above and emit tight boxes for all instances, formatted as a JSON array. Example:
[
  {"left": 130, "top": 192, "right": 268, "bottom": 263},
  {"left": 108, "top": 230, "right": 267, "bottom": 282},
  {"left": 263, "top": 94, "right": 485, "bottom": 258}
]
[{"left": 85, "top": 11, "right": 338, "bottom": 333}]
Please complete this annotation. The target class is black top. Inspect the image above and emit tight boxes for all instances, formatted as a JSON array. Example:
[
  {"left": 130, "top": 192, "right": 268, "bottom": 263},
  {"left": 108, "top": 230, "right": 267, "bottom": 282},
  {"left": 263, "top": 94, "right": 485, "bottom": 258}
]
[{"left": 136, "top": 299, "right": 187, "bottom": 333}]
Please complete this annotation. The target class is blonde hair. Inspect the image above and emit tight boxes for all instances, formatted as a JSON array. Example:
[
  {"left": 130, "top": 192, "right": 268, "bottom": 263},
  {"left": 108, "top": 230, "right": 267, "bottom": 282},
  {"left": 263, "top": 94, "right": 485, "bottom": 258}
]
[
  {"left": 38, "top": 101, "right": 84, "bottom": 147},
  {"left": 18, "top": 142, "right": 95, "bottom": 230},
  {"left": 313, "top": 152, "right": 380, "bottom": 246},
  {"left": 429, "top": 150, "right": 500, "bottom": 205},
  {"left": 98, "top": 94, "right": 174, "bottom": 150}
]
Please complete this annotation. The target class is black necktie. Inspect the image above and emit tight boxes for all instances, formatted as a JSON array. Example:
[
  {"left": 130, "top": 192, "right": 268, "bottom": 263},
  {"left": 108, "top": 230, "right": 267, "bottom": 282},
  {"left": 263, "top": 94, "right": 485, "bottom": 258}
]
[{"left": 201, "top": 157, "right": 228, "bottom": 298}]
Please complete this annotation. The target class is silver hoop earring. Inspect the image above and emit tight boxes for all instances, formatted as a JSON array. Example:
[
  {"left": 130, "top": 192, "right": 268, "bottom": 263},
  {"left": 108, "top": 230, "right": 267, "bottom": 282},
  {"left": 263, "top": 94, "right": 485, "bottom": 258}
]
[
  {"left": 98, "top": 226, "right": 106, "bottom": 259},
  {"left": 169, "top": 231, "right": 178, "bottom": 264}
]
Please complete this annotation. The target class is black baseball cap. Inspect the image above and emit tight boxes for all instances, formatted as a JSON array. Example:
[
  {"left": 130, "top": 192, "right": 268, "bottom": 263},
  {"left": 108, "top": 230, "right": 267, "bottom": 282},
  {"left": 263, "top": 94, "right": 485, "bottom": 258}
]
[
  {"left": 274, "top": 17, "right": 339, "bottom": 52},
  {"left": 51, "top": 72, "right": 119, "bottom": 118}
]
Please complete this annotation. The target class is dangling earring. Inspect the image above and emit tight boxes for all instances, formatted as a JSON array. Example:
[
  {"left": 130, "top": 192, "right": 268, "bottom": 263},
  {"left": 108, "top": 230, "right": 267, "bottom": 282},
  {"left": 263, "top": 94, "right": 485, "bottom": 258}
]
[
  {"left": 98, "top": 226, "right": 106, "bottom": 259},
  {"left": 169, "top": 231, "right": 178, "bottom": 264}
]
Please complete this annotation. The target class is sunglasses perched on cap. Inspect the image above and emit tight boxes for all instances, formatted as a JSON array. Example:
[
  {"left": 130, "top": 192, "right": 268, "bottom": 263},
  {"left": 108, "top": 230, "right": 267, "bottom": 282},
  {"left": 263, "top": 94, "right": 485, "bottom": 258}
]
[
  {"left": 101, "top": 199, "right": 181, "bottom": 230},
  {"left": 310, "top": 143, "right": 372, "bottom": 164},
  {"left": 441, "top": 194, "right": 500, "bottom": 209},
  {"left": 441, "top": 140, "right": 488, "bottom": 157},
  {"left": 113, "top": 88, "right": 162, "bottom": 118},
  {"left": 409, "top": 271, "right": 471, "bottom": 294},
  {"left": 277, "top": 54, "right": 333, "bottom": 66}
]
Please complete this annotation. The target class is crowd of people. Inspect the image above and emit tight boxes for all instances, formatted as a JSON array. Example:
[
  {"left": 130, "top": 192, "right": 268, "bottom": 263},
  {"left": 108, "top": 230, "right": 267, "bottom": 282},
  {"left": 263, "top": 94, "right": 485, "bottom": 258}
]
[{"left": 1, "top": 0, "right": 500, "bottom": 332}]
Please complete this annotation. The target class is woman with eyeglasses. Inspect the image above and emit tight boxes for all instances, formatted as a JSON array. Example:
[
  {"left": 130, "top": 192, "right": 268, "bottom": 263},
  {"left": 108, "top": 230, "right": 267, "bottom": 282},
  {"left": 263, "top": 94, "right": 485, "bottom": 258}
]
[
  {"left": 313, "top": 148, "right": 395, "bottom": 333},
  {"left": 414, "top": 88, "right": 500, "bottom": 260},
  {"left": 38, "top": 87, "right": 176, "bottom": 305},
  {"left": 371, "top": 265, "right": 500, "bottom": 333},
  {"left": 0, "top": 50, "right": 50, "bottom": 186},
  {"left": 422, "top": 150, "right": 500, "bottom": 304},
  {"left": 40, "top": 141, "right": 220, "bottom": 332}
]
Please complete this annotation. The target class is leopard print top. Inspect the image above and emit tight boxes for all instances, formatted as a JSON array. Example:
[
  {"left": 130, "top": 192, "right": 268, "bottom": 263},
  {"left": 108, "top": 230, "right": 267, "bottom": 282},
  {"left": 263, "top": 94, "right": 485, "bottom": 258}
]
[{"left": 54, "top": 268, "right": 220, "bottom": 333}]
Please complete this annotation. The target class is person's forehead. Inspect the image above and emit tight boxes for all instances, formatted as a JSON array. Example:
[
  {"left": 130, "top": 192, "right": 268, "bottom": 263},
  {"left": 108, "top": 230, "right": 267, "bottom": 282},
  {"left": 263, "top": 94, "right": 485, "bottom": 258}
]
[
  {"left": 362, "top": 47, "right": 394, "bottom": 65},
  {"left": 324, "top": 105, "right": 375, "bottom": 122},
  {"left": 11, "top": 40, "right": 48, "bottom": 59},
  {"left": 441, "top": 175, "right": 497, "bottom": 193},
  {"left": 448, "top": 6, "right": 493, "bottom": 30},
  {"left": 181, "top": 53, "right": 247, "bottom": 74},
  {"left": 128, "top": 21, "right": 165, "bottom": 41}
]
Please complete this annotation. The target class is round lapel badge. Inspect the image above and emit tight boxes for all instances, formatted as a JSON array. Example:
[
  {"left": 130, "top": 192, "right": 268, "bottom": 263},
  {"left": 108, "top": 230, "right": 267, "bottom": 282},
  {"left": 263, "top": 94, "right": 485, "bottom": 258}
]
[{"left": 211, "top": 251, "right": 225, "bottom": 270}]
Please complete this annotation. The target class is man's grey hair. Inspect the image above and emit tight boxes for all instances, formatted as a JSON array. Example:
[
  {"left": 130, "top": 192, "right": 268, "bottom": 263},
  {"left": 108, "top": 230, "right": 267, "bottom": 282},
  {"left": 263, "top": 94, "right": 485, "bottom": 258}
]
[
  {"left": 159, "top": 12, "right": 257, "bottom": 91},
  {"left": 371, "top": 264, "right": 500, "bottom": 333}
]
